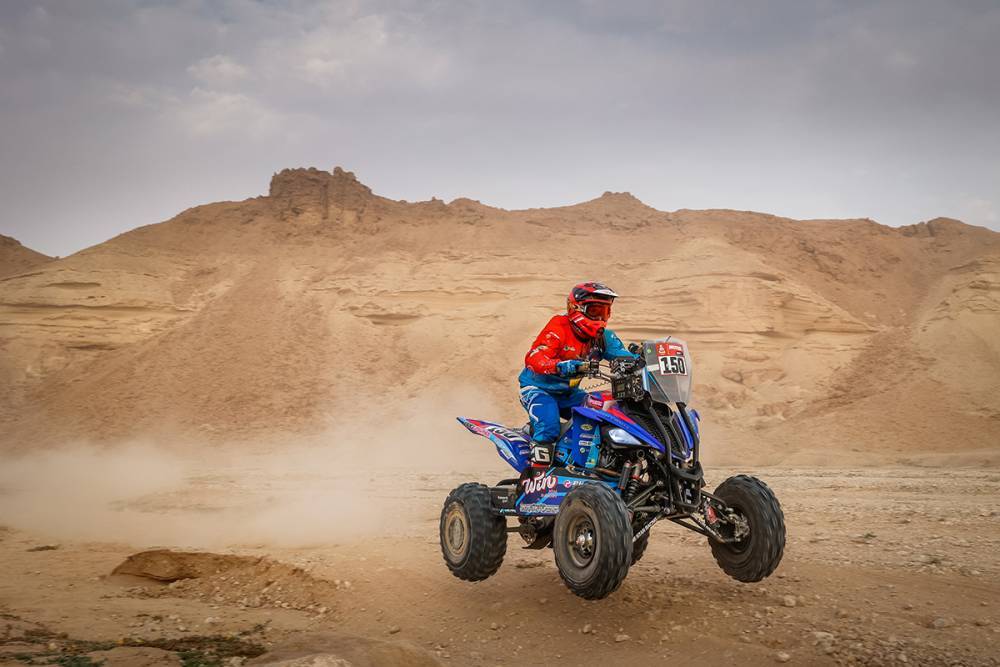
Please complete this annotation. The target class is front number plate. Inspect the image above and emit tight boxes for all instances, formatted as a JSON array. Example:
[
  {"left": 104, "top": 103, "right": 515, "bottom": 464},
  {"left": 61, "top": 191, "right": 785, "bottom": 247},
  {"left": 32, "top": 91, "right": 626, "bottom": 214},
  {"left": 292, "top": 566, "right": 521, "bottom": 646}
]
[{"left": 658, "top": 355, "right": 687, "bottom": 375}]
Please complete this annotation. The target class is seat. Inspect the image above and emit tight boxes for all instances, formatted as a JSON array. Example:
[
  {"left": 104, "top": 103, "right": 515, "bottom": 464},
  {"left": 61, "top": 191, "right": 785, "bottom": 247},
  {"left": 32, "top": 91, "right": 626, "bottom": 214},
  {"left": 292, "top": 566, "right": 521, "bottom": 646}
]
[{"left": 520, "top": 419, "right": 573, "bottom": 441}]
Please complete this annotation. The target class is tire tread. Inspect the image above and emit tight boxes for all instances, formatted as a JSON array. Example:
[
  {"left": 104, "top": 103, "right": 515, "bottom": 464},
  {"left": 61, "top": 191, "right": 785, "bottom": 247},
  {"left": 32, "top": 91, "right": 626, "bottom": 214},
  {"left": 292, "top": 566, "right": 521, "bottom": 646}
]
[
  {"left": 709, "top": 474, "right": 785, "bottom": 582},
  {"left": 553, "top": 483, "right": 632, "bottom": 599},
  {"left": 440, "top": 483, "right": 507, "bottom": 581}
]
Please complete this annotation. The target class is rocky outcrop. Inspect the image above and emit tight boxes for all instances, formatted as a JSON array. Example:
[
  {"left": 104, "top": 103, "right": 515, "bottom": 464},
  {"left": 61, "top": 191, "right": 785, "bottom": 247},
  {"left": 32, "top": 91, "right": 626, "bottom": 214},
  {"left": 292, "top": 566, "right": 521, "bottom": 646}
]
[
  {"left": 268, "top": 167, "right": 374, "bottom": 224},
  {"left": 0, "top": 234, "right": 52, "bottom": 278},
  {"left": 900, "top": 216, "right": 980, "bottom": 238}
]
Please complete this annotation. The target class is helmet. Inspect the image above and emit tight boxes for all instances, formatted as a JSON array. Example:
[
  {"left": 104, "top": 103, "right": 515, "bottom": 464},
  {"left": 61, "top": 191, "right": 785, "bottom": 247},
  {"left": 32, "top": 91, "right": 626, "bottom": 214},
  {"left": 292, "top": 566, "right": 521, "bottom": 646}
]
[{"left": 567, "top": 281, "right": 618, "bottom": 339}]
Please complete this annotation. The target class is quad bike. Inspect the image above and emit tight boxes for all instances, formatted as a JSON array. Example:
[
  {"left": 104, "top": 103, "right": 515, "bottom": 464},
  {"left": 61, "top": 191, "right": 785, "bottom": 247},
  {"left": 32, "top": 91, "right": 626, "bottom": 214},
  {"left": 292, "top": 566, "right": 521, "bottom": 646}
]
[{"left": 439, "top": 337, "right": 785, "bottom": 599}]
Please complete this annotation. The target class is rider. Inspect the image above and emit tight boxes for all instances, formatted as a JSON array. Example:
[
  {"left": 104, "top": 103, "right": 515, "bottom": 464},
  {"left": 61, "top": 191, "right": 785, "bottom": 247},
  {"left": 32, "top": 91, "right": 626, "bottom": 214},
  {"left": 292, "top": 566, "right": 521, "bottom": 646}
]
[{"left": 519, "top": 281, "right": 638, "bottom": 471}]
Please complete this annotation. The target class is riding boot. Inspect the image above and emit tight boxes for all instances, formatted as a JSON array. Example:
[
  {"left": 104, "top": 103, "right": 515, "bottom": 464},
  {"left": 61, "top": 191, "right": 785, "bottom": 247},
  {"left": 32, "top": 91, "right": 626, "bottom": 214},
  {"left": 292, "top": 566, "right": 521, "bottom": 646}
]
[{"left": 519, "top": 440, "right": 553, "bottom": 488}]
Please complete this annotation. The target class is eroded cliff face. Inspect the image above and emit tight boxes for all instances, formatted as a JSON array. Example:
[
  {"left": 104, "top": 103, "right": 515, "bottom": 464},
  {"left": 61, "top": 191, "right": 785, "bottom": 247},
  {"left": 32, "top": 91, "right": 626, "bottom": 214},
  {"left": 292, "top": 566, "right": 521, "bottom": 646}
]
[
  {"left": 1, "top": 234, "right": 52, "bottom": 278},
  {"left": 268, "top": 166, "right": 378, "bottom": 226},
  {"left": 1, "top": 167, "right": 997, "bottom": 462}
]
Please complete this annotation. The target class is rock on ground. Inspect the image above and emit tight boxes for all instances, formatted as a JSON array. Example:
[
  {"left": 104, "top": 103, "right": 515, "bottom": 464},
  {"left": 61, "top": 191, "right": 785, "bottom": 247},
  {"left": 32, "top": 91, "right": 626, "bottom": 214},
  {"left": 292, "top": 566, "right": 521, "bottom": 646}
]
[{"left": 246, "top": 634, "right": 442, "bottom": 667}]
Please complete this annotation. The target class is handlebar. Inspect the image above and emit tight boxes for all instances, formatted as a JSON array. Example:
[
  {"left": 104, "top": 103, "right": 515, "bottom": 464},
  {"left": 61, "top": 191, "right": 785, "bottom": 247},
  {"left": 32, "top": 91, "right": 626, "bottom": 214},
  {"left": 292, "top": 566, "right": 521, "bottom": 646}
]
[{"left": 574, "top": 355, "right": 645, "bottom": 380}]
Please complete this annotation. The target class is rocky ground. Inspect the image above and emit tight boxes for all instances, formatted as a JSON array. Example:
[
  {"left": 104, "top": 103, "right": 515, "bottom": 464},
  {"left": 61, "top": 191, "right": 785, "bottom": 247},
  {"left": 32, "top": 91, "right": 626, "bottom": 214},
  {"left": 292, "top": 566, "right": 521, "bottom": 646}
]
[{"left": 2, "top": 462, "right": 998, "bottom": 666}]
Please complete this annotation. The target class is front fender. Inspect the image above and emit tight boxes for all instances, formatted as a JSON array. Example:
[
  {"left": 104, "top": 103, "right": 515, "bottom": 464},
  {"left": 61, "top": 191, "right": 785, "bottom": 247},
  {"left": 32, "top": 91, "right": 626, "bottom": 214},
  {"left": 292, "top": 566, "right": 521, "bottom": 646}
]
[{"left": 571, "top": 407, "right": 665, "bottom": 453}]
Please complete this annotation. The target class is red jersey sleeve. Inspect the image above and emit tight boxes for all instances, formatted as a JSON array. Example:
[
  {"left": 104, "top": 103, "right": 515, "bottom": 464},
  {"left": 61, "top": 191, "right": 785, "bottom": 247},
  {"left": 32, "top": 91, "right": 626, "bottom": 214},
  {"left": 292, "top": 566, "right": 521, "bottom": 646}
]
[{"left": 524, "top": 316, "right": 564, "bottom": 374}]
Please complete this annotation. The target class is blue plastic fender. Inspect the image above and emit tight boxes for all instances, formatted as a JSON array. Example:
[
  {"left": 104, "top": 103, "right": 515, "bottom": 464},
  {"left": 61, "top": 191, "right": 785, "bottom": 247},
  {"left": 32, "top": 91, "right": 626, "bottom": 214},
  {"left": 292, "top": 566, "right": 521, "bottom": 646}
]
[
  {"left": 456, "top": 417, "right": 531, "bottom": 472},
  {"left": 571, "top": 406, "right": 665, "bottom": 453}
]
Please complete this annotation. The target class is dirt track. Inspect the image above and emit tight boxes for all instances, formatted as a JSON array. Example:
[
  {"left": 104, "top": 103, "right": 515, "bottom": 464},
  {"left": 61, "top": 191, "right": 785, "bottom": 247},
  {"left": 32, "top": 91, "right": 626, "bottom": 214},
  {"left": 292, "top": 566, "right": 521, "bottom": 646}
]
[{"left": 2, "top": 458, "right": 998, "bottom": 666}]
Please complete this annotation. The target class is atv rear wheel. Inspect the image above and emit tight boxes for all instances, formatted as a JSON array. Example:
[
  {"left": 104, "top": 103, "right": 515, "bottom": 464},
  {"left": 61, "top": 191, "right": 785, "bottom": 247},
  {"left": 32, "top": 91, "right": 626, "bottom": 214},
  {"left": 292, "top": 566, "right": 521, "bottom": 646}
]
[
  {"left": 553, "top": 483, "right": 632, "bottom": 599},
  {"left": 709, "top": 475, "right": 785, "bottom": 582},
  {"left": 440, "top": 483, "right": 507, "bottom": 581}
]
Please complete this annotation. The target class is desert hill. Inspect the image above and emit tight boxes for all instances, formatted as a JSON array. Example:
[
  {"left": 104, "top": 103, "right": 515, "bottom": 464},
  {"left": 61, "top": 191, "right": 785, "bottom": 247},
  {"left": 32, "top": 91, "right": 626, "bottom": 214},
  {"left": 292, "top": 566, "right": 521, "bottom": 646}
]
[
  {"left": 0, "top": 233, "right": 52, "bottom": 278},
  {"left": 1, "top": 166, "right": 997, "bottom": 464}
]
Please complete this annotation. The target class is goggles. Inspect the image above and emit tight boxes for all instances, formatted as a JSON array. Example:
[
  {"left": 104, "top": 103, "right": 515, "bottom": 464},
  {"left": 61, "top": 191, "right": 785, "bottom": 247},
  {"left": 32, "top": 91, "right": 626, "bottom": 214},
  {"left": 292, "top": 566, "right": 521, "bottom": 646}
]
[{"left": 581, "top": 302, "right": 611, "bottom": 320}]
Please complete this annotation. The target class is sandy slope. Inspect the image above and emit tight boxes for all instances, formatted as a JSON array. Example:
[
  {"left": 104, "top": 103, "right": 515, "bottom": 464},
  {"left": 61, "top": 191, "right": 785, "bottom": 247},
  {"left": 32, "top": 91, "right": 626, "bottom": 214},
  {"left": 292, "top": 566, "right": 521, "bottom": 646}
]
[{"left": 1, "top": 167, "right": 997, "bottom": 463}]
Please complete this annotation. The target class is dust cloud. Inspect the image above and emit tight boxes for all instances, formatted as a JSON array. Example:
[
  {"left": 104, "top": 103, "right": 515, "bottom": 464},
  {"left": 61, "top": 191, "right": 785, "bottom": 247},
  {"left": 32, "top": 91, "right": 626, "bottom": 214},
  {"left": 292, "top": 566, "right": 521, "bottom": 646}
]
[
  {"left": 0, "top": 441, "right": 188, "bottom": 542},
  {"left": 0, "top": 389, "right": 509, "bottom": 549}
]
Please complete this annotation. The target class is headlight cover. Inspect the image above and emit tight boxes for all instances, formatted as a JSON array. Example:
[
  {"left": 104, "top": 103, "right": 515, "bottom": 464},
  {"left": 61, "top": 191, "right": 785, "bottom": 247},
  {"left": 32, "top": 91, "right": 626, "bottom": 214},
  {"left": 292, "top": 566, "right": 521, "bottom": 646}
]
[{"left": 607, "top": 427, "right": 641, "bottom": 446}]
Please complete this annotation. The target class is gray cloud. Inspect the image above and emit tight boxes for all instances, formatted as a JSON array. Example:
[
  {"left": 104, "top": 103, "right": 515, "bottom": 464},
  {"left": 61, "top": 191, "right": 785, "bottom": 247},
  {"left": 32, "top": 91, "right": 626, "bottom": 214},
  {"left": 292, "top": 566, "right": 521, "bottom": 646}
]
[{"left": 1, "top": 0, "right": 998, "bottom": 256}]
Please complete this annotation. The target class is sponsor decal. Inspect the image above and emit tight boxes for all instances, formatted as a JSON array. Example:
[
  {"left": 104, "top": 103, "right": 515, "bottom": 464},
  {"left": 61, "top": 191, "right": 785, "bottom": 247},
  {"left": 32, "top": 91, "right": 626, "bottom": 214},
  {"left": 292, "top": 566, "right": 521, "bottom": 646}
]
[
  {"left": 522, "top": 473, "right": 558, "bottom": 495},
  {"left": 656, "top": 341, "right": 685, "bottom": 357},
  {"left": 581, "top": 423, "right": 593, "bottom": 431},
  {"left": 529, "top": 444, "right": 552, "bottom": 464},
  {"left": 485, "top": 424, "right": 527, "bottom": 442},
  {"left": 519, "top": 503, "right": 560, "bottom": 515},
  {"left": 633, "top": 516, "right": 659, "bottom": 542},
  {"left": 493, "top": 442, "right": 516, "bottom": 463},
  {"left": 463, "top": 420, "right": 489, "bottom": 436}
]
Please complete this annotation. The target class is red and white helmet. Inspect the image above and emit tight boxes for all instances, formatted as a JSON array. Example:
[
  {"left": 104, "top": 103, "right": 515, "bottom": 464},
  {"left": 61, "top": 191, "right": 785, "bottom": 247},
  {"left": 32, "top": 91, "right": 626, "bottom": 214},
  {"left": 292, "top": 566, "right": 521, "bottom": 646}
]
[{"left": 567, "top": 281, "right": 618, "bottom": 339}]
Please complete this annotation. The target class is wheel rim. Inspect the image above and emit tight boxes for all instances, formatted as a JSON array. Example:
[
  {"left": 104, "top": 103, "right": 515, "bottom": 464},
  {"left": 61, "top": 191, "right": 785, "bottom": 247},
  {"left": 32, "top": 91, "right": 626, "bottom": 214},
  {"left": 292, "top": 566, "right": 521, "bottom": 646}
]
[
  {"left": 566, "top": 513, "right": 597, "bottom": 568},
  {"left": 444, "top": 503, "right": 469, "bottom": 561},
  {"left": 720, "top": 505, "right": 751, "bottom": 553}
]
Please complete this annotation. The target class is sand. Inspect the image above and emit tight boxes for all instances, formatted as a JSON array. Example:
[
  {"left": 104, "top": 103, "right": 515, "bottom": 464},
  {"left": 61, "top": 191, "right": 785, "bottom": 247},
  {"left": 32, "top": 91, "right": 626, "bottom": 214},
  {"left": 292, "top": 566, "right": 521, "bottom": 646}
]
[
  {"left": 1, "top": 456, "right": 998, "bottom": 665},
  {"left": 1, "top": 166, "right": 998, "bottom": 665}
]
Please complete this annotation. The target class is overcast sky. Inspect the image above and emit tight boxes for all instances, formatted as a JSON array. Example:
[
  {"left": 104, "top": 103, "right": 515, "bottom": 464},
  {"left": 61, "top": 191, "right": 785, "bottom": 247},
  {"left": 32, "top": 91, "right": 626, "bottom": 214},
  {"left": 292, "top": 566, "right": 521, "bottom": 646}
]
[{"left": 1, "top": 0, "right": 998, "bottom": 257}]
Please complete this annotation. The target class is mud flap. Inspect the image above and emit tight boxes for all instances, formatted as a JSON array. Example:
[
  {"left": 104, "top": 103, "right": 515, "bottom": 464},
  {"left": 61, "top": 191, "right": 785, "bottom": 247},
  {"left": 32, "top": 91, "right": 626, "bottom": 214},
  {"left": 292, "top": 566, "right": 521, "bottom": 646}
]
[{"left": 489, "top": 485, "right": 518, "bottom": 516}]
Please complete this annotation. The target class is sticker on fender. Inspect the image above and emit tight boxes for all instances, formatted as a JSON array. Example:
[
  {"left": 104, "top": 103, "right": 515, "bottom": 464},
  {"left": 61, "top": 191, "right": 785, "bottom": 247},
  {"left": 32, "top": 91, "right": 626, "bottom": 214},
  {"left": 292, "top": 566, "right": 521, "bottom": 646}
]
[
  {"left": 656, "top": 342, "right": 685, "bottom": 357},
  {"left": 518, "top": 503, "right": 559, "bottom": 515},
  {"left": 522, "top": 474, "right": 557, "bottom": 496}
]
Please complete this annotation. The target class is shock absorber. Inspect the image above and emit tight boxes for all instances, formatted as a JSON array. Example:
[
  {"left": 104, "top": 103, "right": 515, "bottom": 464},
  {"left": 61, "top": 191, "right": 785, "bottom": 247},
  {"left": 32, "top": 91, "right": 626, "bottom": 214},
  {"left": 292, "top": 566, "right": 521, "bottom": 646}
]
[
  {"left": 625, "top": 475, "right": 640, "bottom": 502},
  {"left": 618, "top": 462, "right": 634, "bottom": 500},
  {"left": 623, "top": 455, "right": 647, "bottom": 503}
]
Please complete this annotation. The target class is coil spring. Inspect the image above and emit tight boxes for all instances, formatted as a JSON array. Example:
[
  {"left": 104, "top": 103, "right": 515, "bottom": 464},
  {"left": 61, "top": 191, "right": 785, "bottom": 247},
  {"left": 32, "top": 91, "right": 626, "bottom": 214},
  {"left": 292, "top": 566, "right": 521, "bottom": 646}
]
[{"left": 624, "top": 476, "right": 640, "bottom": 502}]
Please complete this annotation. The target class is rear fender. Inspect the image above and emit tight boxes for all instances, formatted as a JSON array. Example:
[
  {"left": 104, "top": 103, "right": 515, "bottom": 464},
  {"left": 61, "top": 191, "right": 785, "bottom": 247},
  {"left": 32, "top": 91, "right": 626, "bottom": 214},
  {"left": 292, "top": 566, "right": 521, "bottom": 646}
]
[{"left": 457, "top": 417, "right": 531, "bottom": 472}]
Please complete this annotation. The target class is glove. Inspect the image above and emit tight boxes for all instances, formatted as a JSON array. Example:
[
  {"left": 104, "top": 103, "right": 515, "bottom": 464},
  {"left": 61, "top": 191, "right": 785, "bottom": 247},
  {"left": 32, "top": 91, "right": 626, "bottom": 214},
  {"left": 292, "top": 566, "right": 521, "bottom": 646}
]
[{"left": 556, "top": 360, "right": 584, "bottom": 377}]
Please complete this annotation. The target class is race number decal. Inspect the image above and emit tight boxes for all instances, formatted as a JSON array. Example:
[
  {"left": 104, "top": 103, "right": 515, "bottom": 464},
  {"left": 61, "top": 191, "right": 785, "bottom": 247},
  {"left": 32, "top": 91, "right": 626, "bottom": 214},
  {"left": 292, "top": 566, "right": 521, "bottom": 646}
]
[
  {"left": 658, "top": 355, "right": 687, "bottom": 375},
  {"left": 656, "top": 341, "right": 687, "bottom": 375}
]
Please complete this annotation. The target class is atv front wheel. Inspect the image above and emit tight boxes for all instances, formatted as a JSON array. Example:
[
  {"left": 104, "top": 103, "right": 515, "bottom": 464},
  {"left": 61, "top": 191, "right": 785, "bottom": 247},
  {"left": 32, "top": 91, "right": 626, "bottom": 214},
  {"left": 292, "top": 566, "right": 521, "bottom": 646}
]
[
  {"left": 440, "top": 483, "right": 507, "bottom": 581},
  {"left": 709, "top": 475, "right": 785, "bottom": 582},
  {"left": 553, "top": 483, "right": 632, "bottom": 599}
]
